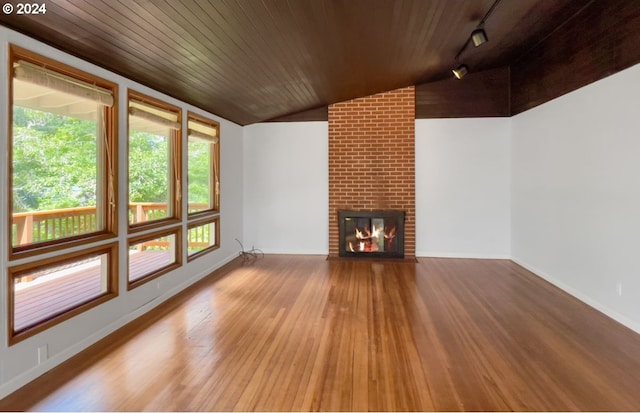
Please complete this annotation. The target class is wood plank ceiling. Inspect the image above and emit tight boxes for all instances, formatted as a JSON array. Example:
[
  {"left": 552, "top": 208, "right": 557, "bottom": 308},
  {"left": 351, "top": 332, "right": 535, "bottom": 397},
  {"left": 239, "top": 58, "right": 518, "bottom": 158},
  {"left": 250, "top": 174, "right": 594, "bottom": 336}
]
[{"left": 0, "top": 0, "right": 589, "bottom": 125}]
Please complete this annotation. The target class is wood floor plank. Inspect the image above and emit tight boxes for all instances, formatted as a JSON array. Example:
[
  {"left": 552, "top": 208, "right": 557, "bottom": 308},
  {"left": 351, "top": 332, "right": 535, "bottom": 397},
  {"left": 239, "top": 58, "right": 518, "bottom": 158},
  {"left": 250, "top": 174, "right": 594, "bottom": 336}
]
[{"left": 1, "top": 255, "right": 640, "bottom": 411}]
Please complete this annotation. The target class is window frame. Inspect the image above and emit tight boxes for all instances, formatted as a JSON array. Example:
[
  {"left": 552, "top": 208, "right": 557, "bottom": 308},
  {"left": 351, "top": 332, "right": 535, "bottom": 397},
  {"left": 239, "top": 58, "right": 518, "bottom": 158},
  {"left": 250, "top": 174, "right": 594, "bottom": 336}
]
[
  {"left": 8, "top": 242, "right": 119, "bottom": 345},
  {"left": 187, "top": 216, "right": 221, "bottom": 262},
  {"left": 127, "top": 226, "right": 183, "bottom": 291},
  {"left": 187, "top": 111, "right": 220, "bottom": 219},
  {"left": 126, "top": 90, "right": 182, "bottom": 234},
  {"left": 7, "top": 45, "right": 119, "bottom": 260}
]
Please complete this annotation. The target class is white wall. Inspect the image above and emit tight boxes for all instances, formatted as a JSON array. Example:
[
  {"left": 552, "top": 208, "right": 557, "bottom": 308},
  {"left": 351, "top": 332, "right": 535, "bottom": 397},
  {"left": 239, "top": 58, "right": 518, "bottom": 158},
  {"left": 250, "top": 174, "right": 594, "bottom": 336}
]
[
  {"left": 415, "top": 118, "right": 511, "bottom": 258},
  {"left": 0, "top": 27, "right": 244, "bottom": 397},
  {"left": 511, "top": 63, "right": 640, "bottom": 333},
  {"left": 243, "top": 122, "right": 328, "bottom": 254},
  {"left": 243, "top": 119, "right": 511, "bottom": 258}
]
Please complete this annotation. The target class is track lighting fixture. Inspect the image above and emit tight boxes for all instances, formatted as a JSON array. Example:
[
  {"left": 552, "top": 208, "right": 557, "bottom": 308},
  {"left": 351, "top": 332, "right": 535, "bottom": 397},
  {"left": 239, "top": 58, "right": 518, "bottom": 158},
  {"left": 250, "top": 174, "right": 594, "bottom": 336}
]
[
  {"left": 452, "top": 64, "right": 468, "bottom": 80},
  {"left": 471, "top": 28, "right": 488, "bottom": 47},
  {"left": 449, "top": 0, "right": 501, "bottom": 79}
]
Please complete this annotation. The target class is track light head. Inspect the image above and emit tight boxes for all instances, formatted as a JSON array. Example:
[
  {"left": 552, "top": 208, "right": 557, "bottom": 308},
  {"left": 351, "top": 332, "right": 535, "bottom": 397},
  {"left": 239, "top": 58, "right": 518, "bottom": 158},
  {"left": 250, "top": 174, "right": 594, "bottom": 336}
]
[
  {"left": 452, "top": 64, "right": 469, "bottom": 79},
  {"left": 471, "top": 28, "right": 488, "bottom": 47}
]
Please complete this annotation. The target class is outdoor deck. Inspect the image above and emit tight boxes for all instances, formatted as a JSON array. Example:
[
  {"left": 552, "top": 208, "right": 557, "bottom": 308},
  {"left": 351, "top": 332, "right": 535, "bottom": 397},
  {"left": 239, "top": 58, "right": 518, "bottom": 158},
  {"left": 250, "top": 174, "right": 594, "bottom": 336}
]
[
  {"left": 14, "top": 250, "right": 172, "bottom": 332},
  {"left": 10, "top": 202, "right": 211, "bottom": 333}
]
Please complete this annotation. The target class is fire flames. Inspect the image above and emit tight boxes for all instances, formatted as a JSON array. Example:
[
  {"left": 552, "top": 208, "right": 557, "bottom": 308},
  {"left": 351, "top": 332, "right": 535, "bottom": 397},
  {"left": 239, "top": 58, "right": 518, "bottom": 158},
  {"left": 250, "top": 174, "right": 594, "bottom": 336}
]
[{"left": 348, "top": 224, "right": 397, "bottom": 253}]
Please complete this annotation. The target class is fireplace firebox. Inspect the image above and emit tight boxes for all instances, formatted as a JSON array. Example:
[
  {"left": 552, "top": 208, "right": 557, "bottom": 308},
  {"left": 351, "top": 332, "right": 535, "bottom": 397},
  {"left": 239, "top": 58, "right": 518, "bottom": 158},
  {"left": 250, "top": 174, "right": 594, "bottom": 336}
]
[{"left": 338, "top": 210, "right": 405, "bottom": 258}]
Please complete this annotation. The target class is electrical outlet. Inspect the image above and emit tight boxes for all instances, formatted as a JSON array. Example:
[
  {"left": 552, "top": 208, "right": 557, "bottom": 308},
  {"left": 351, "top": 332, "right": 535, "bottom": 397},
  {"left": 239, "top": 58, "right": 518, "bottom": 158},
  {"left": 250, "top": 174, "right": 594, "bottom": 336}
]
[
  {"left": 38, "top": 344, "right": 48, "bottom": 364},
  {"left": 616, "top": 282, "right": 623, "bottom": 297}
]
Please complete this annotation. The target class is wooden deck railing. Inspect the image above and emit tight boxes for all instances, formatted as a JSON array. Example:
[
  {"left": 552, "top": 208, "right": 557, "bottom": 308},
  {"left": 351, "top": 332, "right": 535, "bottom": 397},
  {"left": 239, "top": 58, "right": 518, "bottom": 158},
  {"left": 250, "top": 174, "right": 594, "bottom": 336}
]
[
  {"left": 12, "top": 202, "right": 210, "bottom": 249},
  {"left": 13, "top": 206, "right": 98, "bottom": 246}
]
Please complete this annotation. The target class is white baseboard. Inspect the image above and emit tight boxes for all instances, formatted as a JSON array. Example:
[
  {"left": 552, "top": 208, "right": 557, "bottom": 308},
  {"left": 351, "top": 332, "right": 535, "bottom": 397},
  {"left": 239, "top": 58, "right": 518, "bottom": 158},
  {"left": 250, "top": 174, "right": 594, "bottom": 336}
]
[
  {"left": 257, "top": 249, "right": 329, "bottom": 255},
  {"left": 0, "top": 253, "right": 239, "bottom": 400},
  {"left": 416, "top": 251, "right": 511, "bottom": 259},
  {"left": 511, "top": 257, "right": 640, "bottom": 335}
]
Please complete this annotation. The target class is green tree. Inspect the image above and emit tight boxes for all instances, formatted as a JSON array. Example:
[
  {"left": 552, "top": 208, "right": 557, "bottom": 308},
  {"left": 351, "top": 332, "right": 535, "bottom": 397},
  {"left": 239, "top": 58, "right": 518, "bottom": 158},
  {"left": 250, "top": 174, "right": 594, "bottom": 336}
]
[
  {"left": 13, "top": 106, "right": 213, "bottom": 213},
  {"left": 12, "top": 106, "right": 97, "bottom": 212},
  {"left": 128, "top": 131, "right": 169, "bottom": 203},
  {"left": 188, "top": 140, "right": 212, "bottom": 205}
]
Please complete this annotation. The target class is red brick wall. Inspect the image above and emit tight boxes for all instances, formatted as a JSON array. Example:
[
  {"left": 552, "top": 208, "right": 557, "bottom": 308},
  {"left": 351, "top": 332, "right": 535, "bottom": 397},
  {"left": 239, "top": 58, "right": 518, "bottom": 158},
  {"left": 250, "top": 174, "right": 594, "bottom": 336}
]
[{"left": 328, "top": 86, "right": 415, "bottom": 257}]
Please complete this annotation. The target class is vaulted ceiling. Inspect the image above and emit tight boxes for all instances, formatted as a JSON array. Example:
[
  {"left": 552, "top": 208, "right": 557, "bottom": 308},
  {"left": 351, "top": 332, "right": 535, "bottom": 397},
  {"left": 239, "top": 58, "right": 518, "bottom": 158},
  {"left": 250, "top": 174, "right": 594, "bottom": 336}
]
[{"left": 0, "top": 0, "right": 602, "bottom": 125}]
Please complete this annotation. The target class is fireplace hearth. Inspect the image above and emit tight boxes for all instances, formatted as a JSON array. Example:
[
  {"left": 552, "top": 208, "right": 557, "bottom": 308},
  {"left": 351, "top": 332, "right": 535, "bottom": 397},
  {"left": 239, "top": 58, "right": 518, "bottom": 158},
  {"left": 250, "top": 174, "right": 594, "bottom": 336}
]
[{"left": 338, "top": 210, "right": 405, "bottom": 258}]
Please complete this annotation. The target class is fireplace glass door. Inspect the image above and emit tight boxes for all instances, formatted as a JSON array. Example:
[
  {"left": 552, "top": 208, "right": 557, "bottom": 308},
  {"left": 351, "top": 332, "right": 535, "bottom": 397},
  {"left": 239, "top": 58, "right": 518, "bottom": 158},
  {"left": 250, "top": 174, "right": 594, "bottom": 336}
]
[{"left": 338, "top": 210, "right": 404, "bottom": 258}]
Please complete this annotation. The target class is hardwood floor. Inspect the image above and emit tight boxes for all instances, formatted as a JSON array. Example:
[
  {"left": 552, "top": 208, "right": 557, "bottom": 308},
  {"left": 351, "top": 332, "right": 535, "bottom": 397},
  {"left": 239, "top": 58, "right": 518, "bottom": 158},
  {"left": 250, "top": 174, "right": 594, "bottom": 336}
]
[{"left": 2, "top": 255, "right": 640, "bottom": 411}]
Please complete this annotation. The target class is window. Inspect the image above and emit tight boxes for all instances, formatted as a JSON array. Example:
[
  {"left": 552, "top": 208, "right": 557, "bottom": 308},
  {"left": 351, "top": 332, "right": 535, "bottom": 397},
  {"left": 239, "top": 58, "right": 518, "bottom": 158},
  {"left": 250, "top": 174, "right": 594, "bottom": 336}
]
[
  {"left": 128, "top": 91, "right": 181, "bottom": 230},
  {"left": 185, "top": 113, "right": 220, "bottom": 261},
  {"left": 126, "top": 91, "right": 182, "bottom": 290},
  {"left": 8, "top": 243, "right": 118, "bottom": 344},
  {"left": 187, "top": 217, "right": 220, "bottom": 260},
  {"left": 187, "top": 112, "right": 220, "bottom": 215},
  {"left": 9, "top": 46, "right": 117, "bottom": 257},
  {"left": 128, "top": 229, "right": 181, "bottom": 289},
  {"left": 7, "top": 46, "right": 119, "bottom": 344}
]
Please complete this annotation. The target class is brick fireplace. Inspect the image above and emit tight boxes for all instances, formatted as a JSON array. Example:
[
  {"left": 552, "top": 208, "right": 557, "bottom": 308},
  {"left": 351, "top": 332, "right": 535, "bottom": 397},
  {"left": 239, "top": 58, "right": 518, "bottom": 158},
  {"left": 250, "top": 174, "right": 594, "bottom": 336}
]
[{"left": 328, "top": 86, "right": 415, "bottom": 258}]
